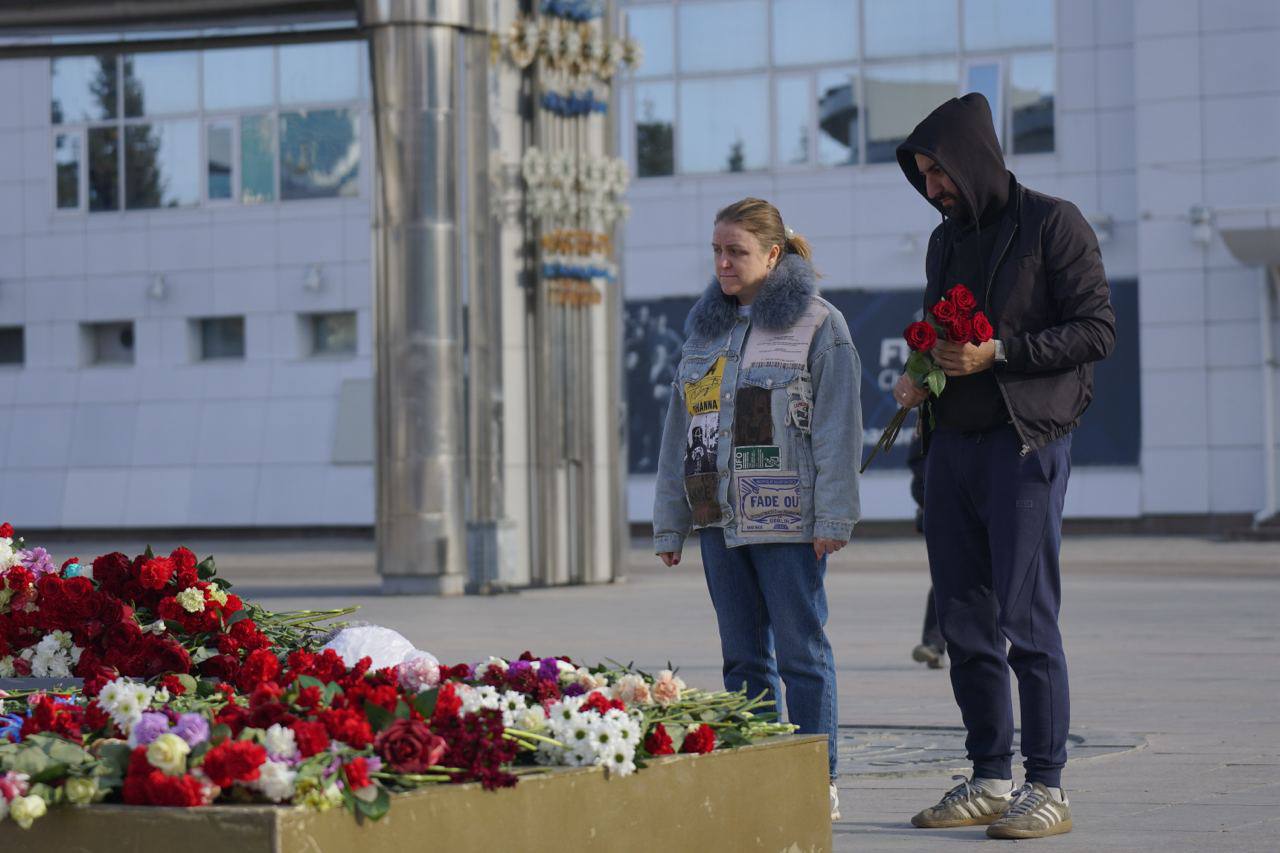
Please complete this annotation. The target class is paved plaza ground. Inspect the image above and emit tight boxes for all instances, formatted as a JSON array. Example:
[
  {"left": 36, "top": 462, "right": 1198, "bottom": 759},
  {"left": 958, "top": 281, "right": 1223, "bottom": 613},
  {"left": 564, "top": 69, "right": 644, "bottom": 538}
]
[{"left": 38, "top": 532, "right": 1279, "bottom": 851}]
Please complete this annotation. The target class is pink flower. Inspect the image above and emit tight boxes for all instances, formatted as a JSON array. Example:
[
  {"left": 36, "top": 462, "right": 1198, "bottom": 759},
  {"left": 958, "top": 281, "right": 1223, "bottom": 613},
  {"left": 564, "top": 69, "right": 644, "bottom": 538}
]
[
  {"left": 0, "top": 771, "right": 31, "bottom": 801},
  {"left": 651, "top": 670, "right": 685, "bottom": 706},
  {"left": 397, "top": 651, "right": 440, "bottom": 693}
]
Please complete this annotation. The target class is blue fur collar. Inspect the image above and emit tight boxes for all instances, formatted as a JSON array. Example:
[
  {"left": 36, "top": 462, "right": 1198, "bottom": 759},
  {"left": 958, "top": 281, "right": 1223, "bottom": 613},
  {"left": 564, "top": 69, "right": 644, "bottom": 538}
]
[{"left": 685, "top": 253, "right": 818, "bottom": 339}]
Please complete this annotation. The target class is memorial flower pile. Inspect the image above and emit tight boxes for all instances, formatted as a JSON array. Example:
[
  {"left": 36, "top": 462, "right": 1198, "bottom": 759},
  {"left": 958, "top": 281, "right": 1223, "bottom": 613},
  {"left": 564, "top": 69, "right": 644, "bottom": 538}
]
[{"left": 0, "top": 526, "right": 797, "bottom": 831}]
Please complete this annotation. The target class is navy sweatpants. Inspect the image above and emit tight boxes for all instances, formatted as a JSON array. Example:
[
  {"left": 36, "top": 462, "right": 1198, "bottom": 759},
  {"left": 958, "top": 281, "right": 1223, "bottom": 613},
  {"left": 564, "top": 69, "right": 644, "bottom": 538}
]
[{"left": 923, "top": 425, "right": 1072, "bottom": 787}]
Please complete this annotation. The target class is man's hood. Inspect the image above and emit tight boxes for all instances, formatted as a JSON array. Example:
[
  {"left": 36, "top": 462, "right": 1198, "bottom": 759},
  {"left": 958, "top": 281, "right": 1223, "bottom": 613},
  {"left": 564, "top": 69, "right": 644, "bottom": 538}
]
[{"left": 896, "top": 93, "right": 1009, "bottom": 225}]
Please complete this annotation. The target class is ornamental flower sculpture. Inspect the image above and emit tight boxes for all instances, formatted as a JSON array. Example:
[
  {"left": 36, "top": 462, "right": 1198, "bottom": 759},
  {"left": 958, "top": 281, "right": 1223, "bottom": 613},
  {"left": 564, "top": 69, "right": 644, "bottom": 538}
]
[{"left": 861, "top": 284, "right": 995, "bottom": 471}]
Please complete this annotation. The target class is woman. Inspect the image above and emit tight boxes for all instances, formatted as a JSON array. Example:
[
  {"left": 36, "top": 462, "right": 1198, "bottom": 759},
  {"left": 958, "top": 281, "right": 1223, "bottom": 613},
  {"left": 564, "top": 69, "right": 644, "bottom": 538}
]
[{"left": 652, "top": 198, "right": 862, "bottom": 819}]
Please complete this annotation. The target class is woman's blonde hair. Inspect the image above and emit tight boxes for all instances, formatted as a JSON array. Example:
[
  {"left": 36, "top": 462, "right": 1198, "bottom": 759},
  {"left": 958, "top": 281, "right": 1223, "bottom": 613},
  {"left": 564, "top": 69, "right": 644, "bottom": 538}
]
[{"left": 714, "top": 197, "right": 814, "bottom": 263}]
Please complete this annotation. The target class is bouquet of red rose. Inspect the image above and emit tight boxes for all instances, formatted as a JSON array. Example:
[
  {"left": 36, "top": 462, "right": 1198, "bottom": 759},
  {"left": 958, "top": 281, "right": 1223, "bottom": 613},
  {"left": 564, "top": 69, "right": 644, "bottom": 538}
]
[{"left": 860, "top": 283, "right": 994, "bottom": 471}]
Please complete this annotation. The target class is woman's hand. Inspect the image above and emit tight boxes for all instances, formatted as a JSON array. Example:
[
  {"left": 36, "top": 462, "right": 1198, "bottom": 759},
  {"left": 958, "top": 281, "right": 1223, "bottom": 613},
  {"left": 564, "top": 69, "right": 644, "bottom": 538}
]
[
  {"left": 813, "top": 539, "right": 845, "bottom": 560},
  {"left": 658, "top": 551, "right": 682, "bottom": 566}
]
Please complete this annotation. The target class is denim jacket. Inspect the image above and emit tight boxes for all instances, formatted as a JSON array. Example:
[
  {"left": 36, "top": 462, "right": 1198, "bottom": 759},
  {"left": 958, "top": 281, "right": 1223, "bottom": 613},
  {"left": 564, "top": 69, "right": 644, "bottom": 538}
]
[{"left": 653, "top": 254, "right": 862, "bottom": 553}]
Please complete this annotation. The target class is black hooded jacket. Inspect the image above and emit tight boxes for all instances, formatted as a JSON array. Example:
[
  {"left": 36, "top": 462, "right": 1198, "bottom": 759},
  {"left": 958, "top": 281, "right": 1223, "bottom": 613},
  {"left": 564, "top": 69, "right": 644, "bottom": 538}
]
[{"left": 897, "top": 93, "right": 1117, "bottom": 452}]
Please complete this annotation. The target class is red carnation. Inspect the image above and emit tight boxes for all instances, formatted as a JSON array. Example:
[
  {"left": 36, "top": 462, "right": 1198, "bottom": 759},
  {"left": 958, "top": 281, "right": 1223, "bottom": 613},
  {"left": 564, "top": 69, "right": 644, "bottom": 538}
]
[
  {"left": 123, "top": 748, "right": 207, "bottom": 806},
  {"left": 931, "top": 298, "right": 958, "bottom": 323},
  {"left": 344, "top": 756, "right": 373, "bottom": 791},
  {"left": 432, "top": 682, "right": 462, "bottom": 725},
  {"left": 92, "top": 552, "right": 132, "bottom": 594},
  {"left": 237, "top": 648, "right": 281, "bottom": 693},
  {"left": 946, "top": 316, "right": 973, "bottom": 344},
  {"left": 291, "top": 720, "right": 330, "bottom": 758},
  {"left": 581, "top": 691, "right": 626, "bottom": 715},
  {"left": 200, "top": 653, "right": 240, "bottom": 682},
  {"left": 320, "top": 708, "right": 374, "bottom": 749},
  {"left": 680, "top": 724, "right": 716, "bottom": 755},
  {"left": 970, "top": 311, "right": 994, "bottom": 344},
  {"left": 903, "top": 321, "right": 938, "bottom": 352},
  {"left": 170, "top": 547, "right": 198, "bottom": 587},
  {"left": 160, "top": 674, "right": 187, "bottom": 697},
  {"left": 644, "top": 723, "right": 675, "bottom": 756},
  {"left": 947, "top": 284, "right": 977, "bottom": 313},
  {"left": 138, "top": 557, "right": 175, "bottom": 591},
  {"left": 375, "top": 718, "right": 447, "bottom": 773},
  {"left": 0, "top": 522, "right": 12, "bottom": 538},
  {"left": 200, "top": 740, "right": 267, "bottom": 788}
]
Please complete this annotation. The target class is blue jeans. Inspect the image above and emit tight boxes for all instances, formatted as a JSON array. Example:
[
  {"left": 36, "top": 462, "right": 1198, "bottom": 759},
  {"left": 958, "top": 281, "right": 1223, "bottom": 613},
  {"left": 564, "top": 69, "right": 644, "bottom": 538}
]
[{"left": 700, "top": 528, "right": 839, "bottom": 779}]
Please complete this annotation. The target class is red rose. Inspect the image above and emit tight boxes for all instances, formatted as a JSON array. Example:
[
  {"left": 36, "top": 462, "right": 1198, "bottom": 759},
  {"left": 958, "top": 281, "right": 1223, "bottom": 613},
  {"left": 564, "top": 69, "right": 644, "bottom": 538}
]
[
  {"left": 947, "top": 284, "right": 977, "bottom": 314},
  {"left": 138, "top": 557, "right": 175, "bottom": 591},
  {"left": 931, "top": 298, "right": 958, "bottom": 323},
  {"left": 200, "top": 740, "right": 267, "bottom": 788},
  {"left": 291, "top": 720, "right": 330, "bottom": 757},
  {"left": 0, "top": 522, "right": 12, "bottom": 538},
  {"left": 946, "top": 316, "right": 973, "bottom": 343},
  {"left": 92, "top": 552, "right": 132, "bottom": 594},
  {"left": 237, "top": 648, "right": 281, "bottom": 693},
  {"left": 345, "top": 756, "right": 373, "bottom": 791},
  {"left": 644, "top": 723, "right": 675, "bottom": 756},
  {"left": 903, "top": 321, "right": 938, "bottom": 352},
  {"left": 679, "top": 724, "right": 716, "bottom": 755},
  {"left": 200, "top": 653, "right": 241, "bottom": 682},
  {"left": 970, "top": 311, "right": 994, "bottom": 344},
  {"left": 374, "top": 718, "right": 447, "bottom": 773}
]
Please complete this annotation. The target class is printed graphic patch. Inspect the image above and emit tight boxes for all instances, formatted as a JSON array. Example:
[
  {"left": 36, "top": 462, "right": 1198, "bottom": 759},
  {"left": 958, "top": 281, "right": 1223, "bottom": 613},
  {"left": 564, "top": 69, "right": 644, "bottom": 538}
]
[
  {"left": 737, "top": 472, "right": 804, "bottom": 534},
  {"left": 684, "top": 412, "right": 719, "bottom": 477},
  {"left": 734, "top": 445, "right": 781, "bottom": 471},
  {"left": 684, "top": 356, "right": 726, "bottom": 416},
  {"left": 685, "top": 472, "right": 722, "bottom": 526},
  {"left": 786, "top": 374, "right": 813, "bottom": 434},
  {"left": 740, "top": 301, "right": 830, "bottom": 369},
  {"left": 733, "top": 386, "right": 774, "bottom": 446}
]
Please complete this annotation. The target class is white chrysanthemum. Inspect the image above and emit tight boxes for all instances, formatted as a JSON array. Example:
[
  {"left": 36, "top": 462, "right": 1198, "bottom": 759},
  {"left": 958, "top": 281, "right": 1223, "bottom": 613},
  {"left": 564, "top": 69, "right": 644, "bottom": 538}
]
[
  {"left": 546, "top": 696, "right": 584, "bottom": 727},
  {"left": 263, "top": 723, "right": 299, "bottom": 761},
  {"left": 252, "top": 760, "right": 297, "bottom": 802},
  {"left": 604, "top": 747, "right": 637, "bottom": 777},
  {"left": 498, "top": 691, "right": 528, "bottom": 729},
  {"left": 96, "top": 677, "right": 155, "bottom": 733},
  {"left": 457, "top": 684, "right": 501, "bottom": 717},
  {"left": 0, "top": 538, "right": 16, "bottom": 571},
  {"left": 176, "top": 587, "right": 206, "bottom": 613},
  {"left": 0, "top": 656, "right": 15, "bottom": 678}
]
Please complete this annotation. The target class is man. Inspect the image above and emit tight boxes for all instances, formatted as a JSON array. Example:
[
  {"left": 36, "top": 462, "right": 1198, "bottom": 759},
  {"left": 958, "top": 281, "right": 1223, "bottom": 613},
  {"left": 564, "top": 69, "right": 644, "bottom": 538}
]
[{"left": 893, "top": 93, "right": 1115, "bottom": 839}]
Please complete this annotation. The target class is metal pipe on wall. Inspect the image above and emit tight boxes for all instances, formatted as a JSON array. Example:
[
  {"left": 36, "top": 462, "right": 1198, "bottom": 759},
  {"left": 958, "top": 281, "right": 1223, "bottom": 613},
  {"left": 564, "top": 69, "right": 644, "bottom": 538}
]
[
  {"left": 359, "top": 0, "right": 486, "bottom": 595},
  {"left": 1257, "top": 265, "right": 1280, "bottom": 528}
]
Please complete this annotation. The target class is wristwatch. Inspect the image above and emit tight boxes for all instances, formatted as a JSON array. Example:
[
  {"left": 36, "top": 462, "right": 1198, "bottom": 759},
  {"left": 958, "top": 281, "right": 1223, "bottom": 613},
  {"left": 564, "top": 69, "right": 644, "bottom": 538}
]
[{"left": 993, "top": 339, "right": 1007, "bottom": 364}]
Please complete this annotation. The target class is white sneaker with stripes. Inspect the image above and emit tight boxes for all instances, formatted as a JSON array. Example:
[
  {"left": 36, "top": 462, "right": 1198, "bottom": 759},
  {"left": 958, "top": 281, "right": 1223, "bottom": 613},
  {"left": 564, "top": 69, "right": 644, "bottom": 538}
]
[
  {"left": 986, "top": 781, "right": 1073, "bottom": 838},
  {"left": 910, "top": 775, "right": 1014, "bottom": 828}
]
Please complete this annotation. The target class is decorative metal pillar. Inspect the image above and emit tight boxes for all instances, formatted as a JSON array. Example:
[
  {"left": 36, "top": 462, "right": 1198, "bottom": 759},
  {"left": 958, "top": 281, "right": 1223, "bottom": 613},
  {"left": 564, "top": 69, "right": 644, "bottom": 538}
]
[{"left": 359, "top": 0, "right": 489, "bottom": 595}]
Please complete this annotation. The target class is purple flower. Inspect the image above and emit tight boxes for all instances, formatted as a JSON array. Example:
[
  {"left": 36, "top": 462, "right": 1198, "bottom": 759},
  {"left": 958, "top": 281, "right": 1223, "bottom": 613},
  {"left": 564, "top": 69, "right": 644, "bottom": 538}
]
[
  {"left": 538, "top": 657, "right": 561, "bottom": 682},
  {"left": 507, "top": 660, "right": 532, "bottom": 679},
  {"left": 563, "top": 683, "right": 586, "bottom": 698},
  {"left": 18, "top": 547, "right": 56, "bottom": 577},
  {"left": 172, "top": 713, "right": 210, "bottom": 746},
  {"left": 130, "top": 712, "right": 171, "bottom": 746}
]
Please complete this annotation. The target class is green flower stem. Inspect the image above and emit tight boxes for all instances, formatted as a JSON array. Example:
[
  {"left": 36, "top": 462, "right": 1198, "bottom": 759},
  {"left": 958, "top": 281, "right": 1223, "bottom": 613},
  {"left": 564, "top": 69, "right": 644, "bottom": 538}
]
[{"left": 503, "top": 728, "right": 564, "bottom": 748}]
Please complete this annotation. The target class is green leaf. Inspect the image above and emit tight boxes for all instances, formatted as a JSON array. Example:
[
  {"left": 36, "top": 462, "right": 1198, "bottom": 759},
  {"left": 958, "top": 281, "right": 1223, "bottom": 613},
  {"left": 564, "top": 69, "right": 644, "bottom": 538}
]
[
  {"left": 196, "top": 556, "right": 217, "bottom": 579},
  {"left": 177, "top": 674, "right": 199, "bottom": 695},
  {"left": 143, "top": 545, "right": 155, "bottom": 559},
  {"left": 413, "top": 688, "right": 439, "bottom": 720},
  {"left": 97, "top": 742, "right": 133, "bottom": 778},
  {"left": 363, "top": 700, "right": 394, "bottom": 733},
  {"left": 225, "top": 609, "right": 250, "bottom": 627},
  {"left": 322, "top": 682, "right": 344, "bottom": 705},
  {"left": 209, "top": 723, "right": 233, "bottom": 745},
  {"left": 925, "top": 369, "right": 946, "bottom": 398},
  {"left": 11, "top": 748, "right": 52, "bottom": 777},
  {"left": 31, "top": 761, "right": 69, "bottom": 784},
  {"left": 357, "top": 787, "right": 391, "bottom": 822},
  {"left": 905, "top": 350, "right": 931, "bottom": 378},
  {"left": 296, "top": 675, "right": 325, "bottom": 692},
  {"left": 394, "top": 699, "right": 411, "bottom": 720}
]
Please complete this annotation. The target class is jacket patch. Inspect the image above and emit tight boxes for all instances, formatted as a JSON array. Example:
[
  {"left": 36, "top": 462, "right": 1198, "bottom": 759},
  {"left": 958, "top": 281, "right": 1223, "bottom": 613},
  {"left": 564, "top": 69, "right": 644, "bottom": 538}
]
[
  {"left": 684, "top": 413, "right": 719, "bottom": 477},
  {"left": 685, "top": 472, "right": 722, "bottom": 526},
  {"left": 734, "top": 445, "right": 780, "bottom": 471},
  {"left": 733, "top": 386, "right": 774, "bottom": 446},
  {"left": 737, "top": 473, "right": 804, "bottom": 534},
  {"left": 741, "top": 301, "right": 829, "bottom": 368},
  {"left": 684, "top": 356, "right": 725, "bottom": 416},
  {"left": 786, "top": 375, "right": 813, "bottom": 434}
]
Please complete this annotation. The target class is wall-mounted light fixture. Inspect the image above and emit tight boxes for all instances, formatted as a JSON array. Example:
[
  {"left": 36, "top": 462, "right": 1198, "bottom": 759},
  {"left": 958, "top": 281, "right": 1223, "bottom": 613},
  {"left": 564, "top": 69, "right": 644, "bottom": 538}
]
[
  {"left": 147, "top": 273, "right": 167, "bottom": 300},
  {"left": 303, "top": 263, "right": 325, "bottom": 292},
  {"left": 1189, "top": 204, "right": 1214, "bottom": 247}
]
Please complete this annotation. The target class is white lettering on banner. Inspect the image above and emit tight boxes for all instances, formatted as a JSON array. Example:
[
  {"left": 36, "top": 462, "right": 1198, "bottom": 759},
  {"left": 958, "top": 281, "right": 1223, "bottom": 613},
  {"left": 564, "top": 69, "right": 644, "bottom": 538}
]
[
  {"left": 737, "top": 472, "right": 804, "bottom": 534},
  {"left": 880, "top": 338, "right": 909, "bottom": 371},
  {"left": 741, "top": 301, "right": 829, "bottom": 368}
]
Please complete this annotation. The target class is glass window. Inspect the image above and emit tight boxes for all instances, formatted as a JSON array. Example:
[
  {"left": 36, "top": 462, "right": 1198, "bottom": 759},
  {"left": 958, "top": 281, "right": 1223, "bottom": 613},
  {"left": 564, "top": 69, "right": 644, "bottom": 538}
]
[
  {"left": 0, "top": 327, "right": 23, "bottom": 365},
  {"left": 85, "top": 321, "right": 134, "bottom": 366},
  {"left": 279, "top": 109, "right": 360, "bottom": 200},
  {"left": 626, "top": 4, "right": 674, "bottom": 77},
  {"left": 122, "top": 52, "right": 198, "bottom": 117},
  {"left": 197, "top": 317, "right": 245, "bottom": 360},
  {"left": 125, "top": 119, "right": 200, "bottom": 209},
  {"left": 965, "top": 61, "right": 1003, "bottom": 144},
  {"left": 207, "top": 121, "right": 234, "bottom": 200},
  {"left": 963, "top": 0, "right": 1054, "bottom": 51},
  {"left": 241, "top": 114, "right": 276, "bottom": 203},
  {"left": 817, "top": 68, "right": 860, "bottom": 166},
  {"left": 864, "top": 0, "right": 958, "bottom": 58},
  {"left": 679, "top": 1, "right": 767, "bottom": 73},
  {"left": 88, "top": 127, "right": 120, "bottom": 211},
  {"left": 635, "top": 82, "right": 675, "bottom": 177},
  {"left": 1009, "top": 52, "right": 1054, "bottom": 154},
  {"left": 309, "top": 312, "right": 357, "bottom": 356},
  {"left": 279, "top": 42, "right": 360, "bottom": 104},
  {"left": 775, "top": 75, "right": 811, "bottom": 166},
  {"left": 55, "top": 133, "right": 81, "bottom": 209},
  {"left": 202, "top": 46, "right": 275, "bottom": 110},
  {"left": 773, "top": 0, "right": 857, "bottom": 66},
  {"left": 679, "top": 76, "right": 769, "bottom": 173},
  {"left": 51, "top": 55, "right": 116, "bottom": 123},
  {"left": 864, "top": 61, "right": 958, "bottom": 163}
]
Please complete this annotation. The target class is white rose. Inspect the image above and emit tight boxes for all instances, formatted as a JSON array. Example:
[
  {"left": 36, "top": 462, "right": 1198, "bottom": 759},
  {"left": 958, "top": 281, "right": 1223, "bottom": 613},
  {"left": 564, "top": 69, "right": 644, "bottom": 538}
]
[
  {"left": 9, "top": 795, "right": 47, "bottom": 829},
  {"left": 64, "top": 777, "right": 99, "bottom": 805},
  {"left": 146, "top": 733, "right": 191, "bottom": 776}
]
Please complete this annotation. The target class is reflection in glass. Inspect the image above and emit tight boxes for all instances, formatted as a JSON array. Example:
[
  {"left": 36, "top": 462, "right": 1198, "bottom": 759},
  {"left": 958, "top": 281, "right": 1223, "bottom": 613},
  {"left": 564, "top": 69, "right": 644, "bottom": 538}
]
[
  {"left": 203, "top": 46, "right": 274, "bottom": 110},
  {"left": 679, "top": 76, "right": 768, "bottom": 174},
  {"left": 626, "top": 5, "right": 674, "bottom": 77},
  {"left": 279, "top": 42, "right": 360, "bottom": 104},
  {"left": 125, "top": 120, "right": 199, "bottom": 209},
  {"left": 775, "top": 76, "right": 810, "bottom": 166},
  {"left": 310, "top": 312, "right": 357, "bottom": 356},
  {"left": 88, "top": 127, "right": 120, "bottom": 211},
  {"left": 964, "top": 0, "right": 1054, "bottom": 51},
  {"left": 1010, "top": 52, "right": 1054, "bottom": 154},
  {"left": 122, "top": 52, "right": 198, "bottom": 117},
  {"left": 55, "top": 133, "right": 81, "bottom": 209},
  {"left": 241, "top": 114, "right": 276, "bottom": 203},
  {"left": 51, "top": 55, "right": 116, "bottom": 123},
  {"left": 817, "top": 68, "right": 859, "bottom": 166},
  {"left": 87, "top": 321, "right": 134, "bottom": 365},
  {"left": 864, "top": 0, "right": 957, "bottom": 58},
  {"left": 199, "top": 317, "right": 245, "bottom": 360},
  {"left": 773, "top": 0, "right": 857, "bottom": 66},
  {"left": 679, "top": 1, "right": 767, "bottom": 73},
  {"left": 864, "top": 62, "right": 958, "bottom": 163},
  {"left": 207, "top": 121, "right": 234, "bottom": 200},
  {"left": 279, "top": 109, "right": 359, "bottom": 200},
  {"left": 635, "top": 82, "right": 675, "bottom": 177},
  {"left": 966, "top": 62, "right": 1003, "bottom": 144}
]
